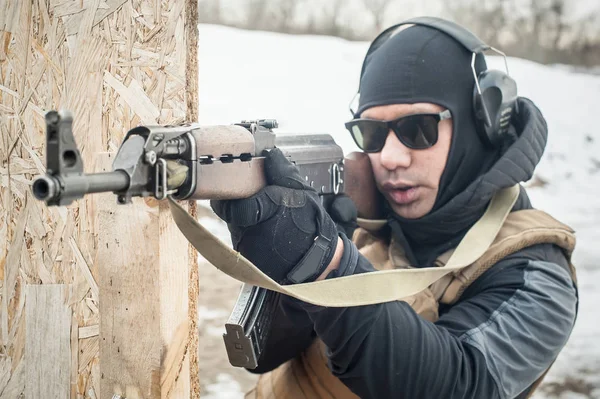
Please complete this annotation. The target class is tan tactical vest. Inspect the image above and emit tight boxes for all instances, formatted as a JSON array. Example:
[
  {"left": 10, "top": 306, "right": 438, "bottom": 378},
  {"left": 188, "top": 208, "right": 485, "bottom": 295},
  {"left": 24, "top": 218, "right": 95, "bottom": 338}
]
[{"left": 246, "top": 209, "right": 577, "bottom": 399}]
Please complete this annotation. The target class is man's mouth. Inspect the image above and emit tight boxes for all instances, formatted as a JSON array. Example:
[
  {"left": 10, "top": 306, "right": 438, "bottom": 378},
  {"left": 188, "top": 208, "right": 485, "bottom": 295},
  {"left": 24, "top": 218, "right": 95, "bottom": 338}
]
[{"left": 382, "top": 183, "right": 419, "bottom": 205}]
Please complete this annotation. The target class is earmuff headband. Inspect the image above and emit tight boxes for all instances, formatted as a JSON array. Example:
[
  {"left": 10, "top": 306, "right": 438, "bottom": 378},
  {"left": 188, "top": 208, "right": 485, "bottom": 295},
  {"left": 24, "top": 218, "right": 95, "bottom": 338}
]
[{"left": 350, "top": 17, "right": 511, "bottom": 116}]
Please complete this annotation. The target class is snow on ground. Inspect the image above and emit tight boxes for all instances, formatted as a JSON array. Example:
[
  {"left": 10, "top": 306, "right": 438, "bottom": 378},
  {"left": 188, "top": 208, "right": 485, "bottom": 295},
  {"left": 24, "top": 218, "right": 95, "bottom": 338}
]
[{"left": 197, "top": 24, "right": 600, "bottom": 398}]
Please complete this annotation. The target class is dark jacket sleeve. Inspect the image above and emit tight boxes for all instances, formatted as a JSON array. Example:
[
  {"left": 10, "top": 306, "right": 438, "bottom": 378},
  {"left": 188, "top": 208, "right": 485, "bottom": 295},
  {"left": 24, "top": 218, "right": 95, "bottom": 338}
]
[{"left": 282, "top": 235, "right": 578, "bottom": 399}]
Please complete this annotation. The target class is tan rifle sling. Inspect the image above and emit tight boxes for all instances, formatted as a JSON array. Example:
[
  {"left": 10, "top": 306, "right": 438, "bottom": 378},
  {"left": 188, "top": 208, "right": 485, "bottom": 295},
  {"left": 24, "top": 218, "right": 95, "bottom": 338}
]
[{"left": 167, "top": 184, "right": 520, "bottom": 307}]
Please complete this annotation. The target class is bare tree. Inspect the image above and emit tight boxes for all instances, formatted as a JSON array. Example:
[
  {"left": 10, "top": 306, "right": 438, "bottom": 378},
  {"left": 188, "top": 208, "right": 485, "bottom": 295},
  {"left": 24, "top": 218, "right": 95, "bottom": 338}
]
[
  {"left": 363, "top": 0, "right": 393, "bottom": 33},
  {"left": 316, "top": 0, "right": 346, "bottom": 36},
  {"left": 198, "top": 0, "right": 222, "bottom": 23},
  {"left": 444, "top": 0, "right": 510, "bottom": 46},
  {"left": 550, "top": 0, "right": 566, "bottom": 49},
  {"left": 245, "top": 0, "right": 270, "bottom": 30},
  {"left": 275, "top": 0, "right": 298, "bottom": 32}
]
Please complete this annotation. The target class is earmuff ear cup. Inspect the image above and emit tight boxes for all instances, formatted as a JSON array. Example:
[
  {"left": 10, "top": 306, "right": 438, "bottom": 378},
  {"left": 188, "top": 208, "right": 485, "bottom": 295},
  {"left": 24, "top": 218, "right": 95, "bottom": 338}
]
[{"left": 473, "top": 69, "right": 518, "bottom": 148}]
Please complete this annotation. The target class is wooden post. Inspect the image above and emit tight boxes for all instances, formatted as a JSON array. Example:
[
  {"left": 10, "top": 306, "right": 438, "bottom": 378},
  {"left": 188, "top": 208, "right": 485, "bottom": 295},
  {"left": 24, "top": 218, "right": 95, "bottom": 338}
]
[
  {"left": 95, "top": 154, "right": 195, "bottom": 398},
  {"left": 0, "top": 1, "right": 199, "bottom": 397}
]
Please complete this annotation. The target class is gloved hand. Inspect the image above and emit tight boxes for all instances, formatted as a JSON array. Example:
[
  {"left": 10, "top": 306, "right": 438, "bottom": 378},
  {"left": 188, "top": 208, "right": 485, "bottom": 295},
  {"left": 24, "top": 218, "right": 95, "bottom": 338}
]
[
  {"left": 210, "top": 148, "right": 339, "bottom": 284},
  {"left": 328, "top": 194, "right": 358, "bottom": 239}
]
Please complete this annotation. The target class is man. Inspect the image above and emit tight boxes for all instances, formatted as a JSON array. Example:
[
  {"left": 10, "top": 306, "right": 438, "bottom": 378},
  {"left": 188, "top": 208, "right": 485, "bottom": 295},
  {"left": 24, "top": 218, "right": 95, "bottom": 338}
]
[{"left": 211, "top": 18, "right": 578, "bottom": 399}]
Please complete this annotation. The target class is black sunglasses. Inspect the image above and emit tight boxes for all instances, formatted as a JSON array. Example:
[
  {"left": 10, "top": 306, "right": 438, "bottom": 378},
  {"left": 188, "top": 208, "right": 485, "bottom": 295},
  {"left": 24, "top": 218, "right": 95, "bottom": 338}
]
[{"left": 345, "top": 110, "right": 451, "bottom": 152}]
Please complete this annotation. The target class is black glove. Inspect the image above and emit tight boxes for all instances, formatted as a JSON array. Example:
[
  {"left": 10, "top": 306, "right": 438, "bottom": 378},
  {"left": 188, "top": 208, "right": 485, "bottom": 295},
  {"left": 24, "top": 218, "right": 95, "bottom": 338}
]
[
  {"left": 210, "top": 148, "right": 339, "bottom": 284},
  {"left": 328, "top": 194, "right": 358, "bottom": 239}
]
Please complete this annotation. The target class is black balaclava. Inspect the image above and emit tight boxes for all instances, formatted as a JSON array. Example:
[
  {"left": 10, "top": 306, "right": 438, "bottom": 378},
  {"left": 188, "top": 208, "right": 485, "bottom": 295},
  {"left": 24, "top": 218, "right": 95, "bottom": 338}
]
[{"left": 355, "top": 25, "right": 503, "bottom": 267}]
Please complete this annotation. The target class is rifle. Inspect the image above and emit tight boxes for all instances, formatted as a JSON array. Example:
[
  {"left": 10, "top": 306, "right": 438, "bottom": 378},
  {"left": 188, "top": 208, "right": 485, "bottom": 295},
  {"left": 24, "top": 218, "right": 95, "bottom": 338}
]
[{"left": 32, "top": 110, "right": 382, "bottom": 369}]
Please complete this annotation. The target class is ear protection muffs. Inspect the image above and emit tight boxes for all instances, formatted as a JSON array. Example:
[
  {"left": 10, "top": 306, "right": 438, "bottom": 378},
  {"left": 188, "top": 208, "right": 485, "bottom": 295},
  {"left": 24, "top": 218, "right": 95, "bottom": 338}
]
[
  {"left": 351, "top": 16, "right": 518, "bottom": 148},
  {"left": 474, "top": 68, "right": 518, "bottom": 147}
]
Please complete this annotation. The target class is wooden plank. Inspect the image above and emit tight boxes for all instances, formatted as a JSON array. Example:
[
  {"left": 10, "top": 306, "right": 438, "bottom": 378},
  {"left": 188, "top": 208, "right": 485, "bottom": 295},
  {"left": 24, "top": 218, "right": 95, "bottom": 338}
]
[
  {"left": 96, "top": 175, "right": 160, "bottom": 399},
  {"left": 96, "top": 153, "right": 192, "bottom": 399},
  {"left": 70, "top": 312, "right": 79, "bottom": 399},
  {"left": 158, "top": 196, "right": 191, "bottom": 398},
  {"left": 24, "top": 284, "right": 71, "bottom": 399}
]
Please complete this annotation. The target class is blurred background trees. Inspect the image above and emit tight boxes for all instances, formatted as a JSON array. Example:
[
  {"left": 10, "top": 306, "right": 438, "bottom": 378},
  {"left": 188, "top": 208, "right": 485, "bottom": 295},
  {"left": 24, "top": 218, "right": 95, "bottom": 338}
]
[{"left": 198, "top": 0, "right": 600, "bottom": 67}]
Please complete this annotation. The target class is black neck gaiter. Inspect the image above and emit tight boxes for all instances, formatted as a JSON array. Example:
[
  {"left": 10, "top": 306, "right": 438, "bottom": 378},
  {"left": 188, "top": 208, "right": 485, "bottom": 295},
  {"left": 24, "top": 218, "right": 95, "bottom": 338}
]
[{"left": 355, "top": 25, "right": 503, "bottom": 267}]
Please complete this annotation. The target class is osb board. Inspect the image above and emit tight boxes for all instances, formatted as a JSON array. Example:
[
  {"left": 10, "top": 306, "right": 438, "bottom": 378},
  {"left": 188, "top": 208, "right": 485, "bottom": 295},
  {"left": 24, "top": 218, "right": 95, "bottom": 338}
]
[{"left": 0, "top": 1, "right": 199, "bottom": 398}]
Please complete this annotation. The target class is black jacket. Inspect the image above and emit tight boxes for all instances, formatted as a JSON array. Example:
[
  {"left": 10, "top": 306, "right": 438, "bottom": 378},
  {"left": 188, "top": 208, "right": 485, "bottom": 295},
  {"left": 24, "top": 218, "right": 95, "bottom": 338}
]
[{"left": 247, "top": 98, "right": 579, "bottom": 399}]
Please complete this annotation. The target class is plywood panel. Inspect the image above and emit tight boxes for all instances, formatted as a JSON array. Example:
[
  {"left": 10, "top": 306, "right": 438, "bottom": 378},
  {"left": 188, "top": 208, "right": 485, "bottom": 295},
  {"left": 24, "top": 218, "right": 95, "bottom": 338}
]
[{"left": 0, "top": 0, "right": 199, "bottom": 397}]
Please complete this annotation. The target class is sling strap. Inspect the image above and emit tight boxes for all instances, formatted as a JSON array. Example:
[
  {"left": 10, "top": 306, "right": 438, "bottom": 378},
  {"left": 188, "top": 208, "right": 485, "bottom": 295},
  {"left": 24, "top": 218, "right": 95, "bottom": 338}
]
[{"left": 167, "top": 184, "right": 520, "bottom": 307}]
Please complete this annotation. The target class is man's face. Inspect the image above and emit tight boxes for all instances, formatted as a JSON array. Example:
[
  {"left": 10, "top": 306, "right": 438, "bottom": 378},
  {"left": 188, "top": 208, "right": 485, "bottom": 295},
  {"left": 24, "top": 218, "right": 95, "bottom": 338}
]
[{"left": 362, "top": 102, "right": 452, "bottom": 219}]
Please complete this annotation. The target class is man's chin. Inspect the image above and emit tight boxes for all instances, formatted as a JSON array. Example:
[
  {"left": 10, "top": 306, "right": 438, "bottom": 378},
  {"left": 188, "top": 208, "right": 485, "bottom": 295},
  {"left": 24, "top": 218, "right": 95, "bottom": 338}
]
[
  {"left": 387, "top": 197, "right": 434, "bottom": 220},
  {"left": 391, "top": 204, "right": 428, "bottom": 219}
]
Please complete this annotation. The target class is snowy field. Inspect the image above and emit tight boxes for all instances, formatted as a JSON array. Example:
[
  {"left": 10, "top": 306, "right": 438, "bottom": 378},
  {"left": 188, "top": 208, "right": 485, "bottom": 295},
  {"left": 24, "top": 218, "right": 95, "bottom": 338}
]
[{"left": 196, "top": 24, "right": 600, "bottom": 398}]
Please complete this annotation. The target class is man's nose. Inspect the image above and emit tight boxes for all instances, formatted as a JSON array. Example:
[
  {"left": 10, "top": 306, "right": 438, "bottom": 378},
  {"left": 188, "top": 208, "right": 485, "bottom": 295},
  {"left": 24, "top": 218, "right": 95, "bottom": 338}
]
[{"left": 379, "top": 130, "right": 412, "bottom": 170}]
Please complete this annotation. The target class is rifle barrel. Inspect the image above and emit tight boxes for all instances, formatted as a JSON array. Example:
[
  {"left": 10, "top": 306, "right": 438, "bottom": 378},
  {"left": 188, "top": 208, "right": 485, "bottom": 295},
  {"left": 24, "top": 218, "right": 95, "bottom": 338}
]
[{"left": 32, "top": 171, "right": 130, "bottom": 203}]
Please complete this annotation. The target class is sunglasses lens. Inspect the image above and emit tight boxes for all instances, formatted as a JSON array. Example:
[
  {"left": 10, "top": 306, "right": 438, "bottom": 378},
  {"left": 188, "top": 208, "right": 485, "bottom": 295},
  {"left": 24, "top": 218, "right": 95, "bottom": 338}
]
[
  {"left": 346, "top": 114, "right": 441, "bottom": 152},
  {"left": 348, "top": 120, "right": 389, "bottom": 152},
  {"left": 394, "top": 116, "right": 438, "bottom": 149}
]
